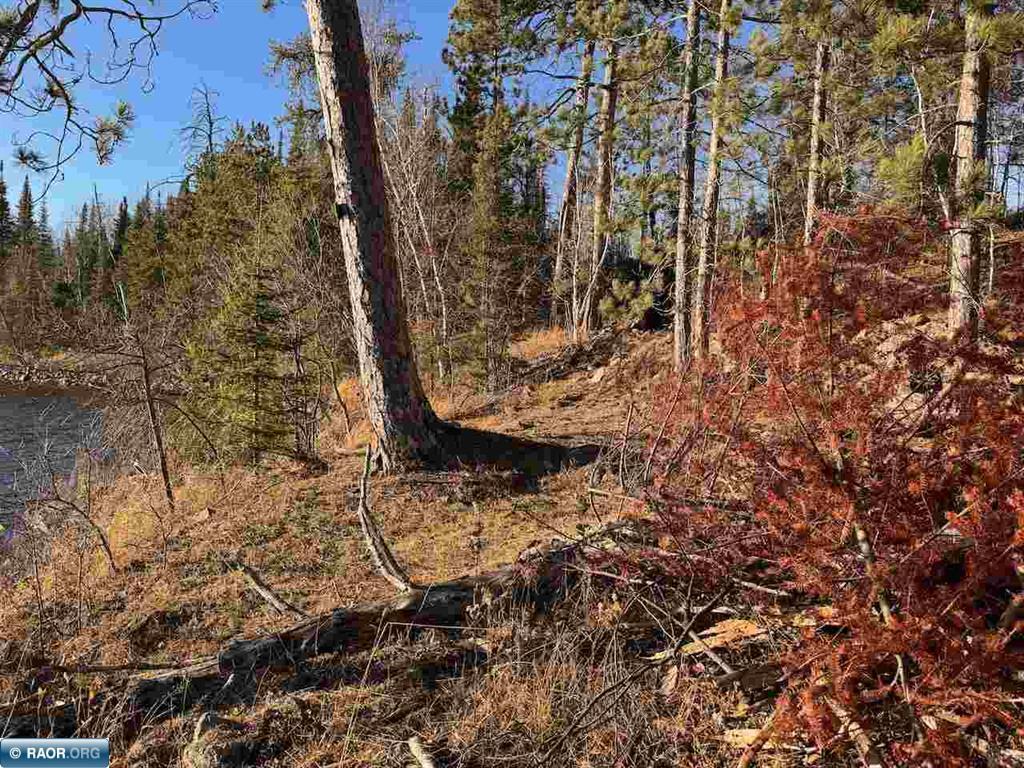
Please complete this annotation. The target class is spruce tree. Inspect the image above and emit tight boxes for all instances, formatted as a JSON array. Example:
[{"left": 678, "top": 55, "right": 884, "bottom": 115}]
[
  {"left": 0, "top": 163, "right": 13, "bottom": 267},
  {"left": 37, "top": 202, "right": 57, "bottom": 270},
  {"left": 74, "top": 203, "right": 97, "bottom": 305},
  {"left": 10, "top": 177, "right": 40, "bottom": 332},
  {"left": 467, "top": 106, "right": 513, "bottom": 390},
  {"left": 111, "top": 198, "right": 130, "bottom": 266},
  {"left": 16, "top": 177, "right": 35, "bottom": 246}
]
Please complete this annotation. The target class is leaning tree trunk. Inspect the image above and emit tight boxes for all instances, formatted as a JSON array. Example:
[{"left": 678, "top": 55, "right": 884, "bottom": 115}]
[
  {"left": 137, "top": 337, "right": 175, "bottom": 514},
  {"left": 803, "top": 38, "right": 831, "bottom": 247},
  {"left": 673, "top": 0, "right": 702, "bottom": 371},
  {"left": 948, "top": 0, "right": 993, "bottom": 341},
  {"left": 690, "top": 0, "right": 731, "bottom": 360},
  {"left": 580, "top": 41, "right": 619, "bottom": 339},
  {"left": 306, "top": 0, "right": 441, "bottom": 471},
  {"left": 552, "top": 40, "right": 595, "bottom": 328}
]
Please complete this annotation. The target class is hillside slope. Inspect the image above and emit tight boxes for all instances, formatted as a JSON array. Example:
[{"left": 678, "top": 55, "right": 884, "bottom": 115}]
[{"left": 1, "top": 329, "right": 683, "bottom": 766}]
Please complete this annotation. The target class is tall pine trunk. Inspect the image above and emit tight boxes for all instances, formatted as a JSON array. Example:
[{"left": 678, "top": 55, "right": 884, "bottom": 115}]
[
  {"left": 580, "top": 41, "right": 618, "bottom": 340},
  {"left": 306, "top": 0, "right": 440, "bottom": 471},
  {"left": 948, "top": 0, "right": 993, "bottom": 340},
  {"left": 552, "top": 40, "right": 595, "bottom": 328},
  {"left": 803, "top": 38, "right": 830, "bottom": 247},
  {"left": 673, "top": 0, "right": 702, "bottom": 370},
  {"left": 690, "top": 0, "right": 731, "bottom": 359}
]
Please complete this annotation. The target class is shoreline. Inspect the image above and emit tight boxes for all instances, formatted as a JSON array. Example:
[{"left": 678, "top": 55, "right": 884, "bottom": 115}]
[
  {"left": 0, "top": 380, "right": 106, "bottom": 404},
  {"left": 0, "top": 360, "right": 111, "bottom": 404}
]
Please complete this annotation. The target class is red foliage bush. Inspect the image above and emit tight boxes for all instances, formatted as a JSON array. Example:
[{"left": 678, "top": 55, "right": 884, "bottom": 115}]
[{"left": 650, "top": 211, "right": 1024, "bottom": 764}]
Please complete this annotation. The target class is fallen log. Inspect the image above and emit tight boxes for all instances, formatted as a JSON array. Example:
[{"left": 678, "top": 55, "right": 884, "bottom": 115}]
[
  {"left": 114, "top": 520, "right": 649, "bottom": 724},
  {"left": 1, "top": 521, "right": 651, "bottom": 737}
]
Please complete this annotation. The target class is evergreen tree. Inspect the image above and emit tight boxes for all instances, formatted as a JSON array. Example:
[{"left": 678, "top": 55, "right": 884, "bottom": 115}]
[
  {"left": 467, "top": 106, "right": 512, "bottom": 390},
  {"left": 51, "top": 227, "right": 78, "bottom": 310},
  {"left": 7, "top": 177, "right": 41, "bottom": 334},
  {"left": 111, "top": 198, "right": 130, "bottom": 266},
  {"left": 73, "top": 203, "right": 98, "bottom": 305},
  {"left": 37, "top": 201, "right": 57, "bottom": 270},
  {"left": 0, "top": 163, "right": 13, "bottom": 267},
  {"left": 16, "top": 177, "right": 35, "bottom": 246}
]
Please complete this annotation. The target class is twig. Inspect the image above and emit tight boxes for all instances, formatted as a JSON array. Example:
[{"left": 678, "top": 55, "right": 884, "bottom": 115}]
[
  {"left": 687, "top": 629, "right": 735, "bottom": 675},
  {"left": 539, "top": 585, "right": 732, "bottom": 764},
  {"left": 825, "top": 696, "right": 886, "bottom": 768},
  {"left": 587, "top": 487, "right": 644, "bottom": 503},
  {"left": 587, "top": 487, "right": 750, "bottom": 513},
  {"left": 356, "top": 449, "right": 414, "bottom": 592},
  {"left": 853, "top": 522, "right": 894, "bottom": 626},
  {"left": 619, "top": 401, "right": 634, "bottom": 489},
  {"left": 737, "top": 711, "right": 776, "bottom": 768},
  {"left": 735, "top": 579, "right": 791, "bottom": 598},
  {"left": 227, "top": 560, "right": 309, "bottom": 618},
  {"left": 21, "top": 661, "right": 193, "bottom": 674},
  {"left": 408, "top": 736, "right": 438, "bottom": 768}
]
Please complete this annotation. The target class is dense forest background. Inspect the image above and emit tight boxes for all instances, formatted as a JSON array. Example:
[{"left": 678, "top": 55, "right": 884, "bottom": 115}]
[{"left": 1, "top": 0, "right": 1020, "bottom": 468}]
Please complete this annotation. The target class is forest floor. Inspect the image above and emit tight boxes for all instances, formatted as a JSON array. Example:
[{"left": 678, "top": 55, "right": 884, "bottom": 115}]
[
  {"left": 7, "top": 299, "right": 1021, "bottom": 767},
  {"left": 1, "top": 327, "right": 713, "bottom": 767}
]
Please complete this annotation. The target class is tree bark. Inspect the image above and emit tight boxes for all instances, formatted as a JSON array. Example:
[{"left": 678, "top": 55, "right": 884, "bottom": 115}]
[
  {"left": 948, "top": 0, "right": 993, "bottom": 340},
  {"left": 690, "top": 0, "right": 731, "bottom": 359},
  {"left": 673, "top": 0, "right": 702, "bottom": 371},
  {"left": 137, "top": 335, "right": 175, "bottom": 514},
  {"left": 552, "top": 40, "right": 595, "bottom": 328},
  {"left": 803, "top": 38, "right": 830, "bottom": 247},
  {"left": 306, "top": 0, "right": 441, "bottom": 471},
  {"left": 580, "top": 41, "right": 619, "bottom": 340}
]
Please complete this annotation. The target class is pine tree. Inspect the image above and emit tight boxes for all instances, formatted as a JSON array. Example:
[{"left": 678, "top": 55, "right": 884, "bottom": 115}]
[
  {"left": 948, "top": 0, "right": 995, "bottom": 339},
  {"left": 552, "top": 40, "right": 595, "bottom": 327},
  {"left": 467, "top": 106, "right": 514, "bottom": 390},
  {"left": 306, "top": 0, "right": 443, "bottom": 471},
  {"left": 582, "top": 40, "right": 619, "bottom": 337},
  {"left": 690, "top": 0, "right": 733, "bottom": 359}
]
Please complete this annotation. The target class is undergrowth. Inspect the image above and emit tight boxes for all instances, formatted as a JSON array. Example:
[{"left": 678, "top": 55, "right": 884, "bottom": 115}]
[
  {"left": 2, "top": 215, "right": 1023, "bottom": 766},
  {"left": 646, "top": 211, "right": 1024, "bottom": 765}
]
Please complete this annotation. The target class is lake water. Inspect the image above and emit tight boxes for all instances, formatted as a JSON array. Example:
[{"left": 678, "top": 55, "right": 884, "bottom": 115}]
[{"left": 0, "top": 390, "right": 102, "bottom": 525}]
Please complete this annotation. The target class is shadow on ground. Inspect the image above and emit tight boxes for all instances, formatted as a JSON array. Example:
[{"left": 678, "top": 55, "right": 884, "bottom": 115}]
[{"left": 437, "top": 423, "right": 601, "bottom": 478}]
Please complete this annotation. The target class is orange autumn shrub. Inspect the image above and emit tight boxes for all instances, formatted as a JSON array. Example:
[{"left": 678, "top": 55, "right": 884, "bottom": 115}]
[{"left": 649, "top": 211, "right": 1024, "bottom": 765}]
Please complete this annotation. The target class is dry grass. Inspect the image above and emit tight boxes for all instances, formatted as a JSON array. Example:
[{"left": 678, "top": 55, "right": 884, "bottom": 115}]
[
  {"left": 0, "top": 330, "right": 760, "bottom": 767},
  {"left": 509, "top": 327, "right": 570, "bottom": 360},
  {"left": 0, "top": 334, "right": 666, "bottom": 658}
]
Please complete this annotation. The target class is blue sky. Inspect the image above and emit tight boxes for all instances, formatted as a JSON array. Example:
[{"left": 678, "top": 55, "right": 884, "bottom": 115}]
[{"left": 0, "top": 1, "right": 453, "bottom": 230}]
